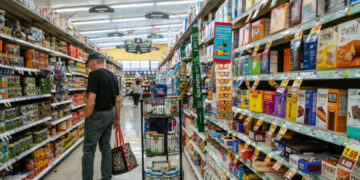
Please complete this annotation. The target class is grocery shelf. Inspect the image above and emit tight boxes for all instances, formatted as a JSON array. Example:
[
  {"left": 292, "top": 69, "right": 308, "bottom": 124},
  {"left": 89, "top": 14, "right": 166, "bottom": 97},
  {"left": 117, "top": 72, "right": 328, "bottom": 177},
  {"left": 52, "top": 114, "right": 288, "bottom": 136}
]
[
  {"left": 200, "top": 36, "right": 214, "bottom": 46},
  {"left": 183, "top": 109, "right": 198, "bottom": 118},
  {"left": 68, "top": 88, "right": 87, "bottom": 92},
  {"left": 234, "top": 4, "right": 352, "bottom": 53},
  {"left": 0, "top": 94, "right": 51, "bottom": 105},
  {"left": 191, "top": 125, "right": 206, "bottom": 141},
  {"left": 184, "top": 149, "right": 204, "bottom": 180},
  {"left": 71, "top": 103, "right": 86, "bottom": 110},
  {"left": 235, "top": 67, "right": 360, "bottom": 82},
  {"left": 0, "top": 116, "right": 52, "bottom": 139},
  {"left": 232, "top": 107, "right": 359, "bottom": 147},
  {"left": 204, "top": 99, "right": 212, "bottom": 104},
  {"left": 72, "top": 72, "right": 88, "bottom": 78},
  {"left": 51, "top": 119, "right": 84, "bottom": 141},
  {"left": 51, "top": 99, "right": 73, "bottom": 107},
  {"left": 182, "top": 126, "right": 191, "bottom": 137},
  {"left": 205, "top": 144, "right": 237, "bottom": 180},
  {"left": 33, "top": 137, "right": 84, "bottom": 180},
  {"left": 48, "top": 115, "right": 73, "bottom": 126},
  {"left": 158, "top": 0, "right": 224, "bottom": 68},
  {"left": 190, "top": 140, "right": 206, "bottom": 161},
  {"left": 0, "top": 137, "right": 52, "bottom": 171}
]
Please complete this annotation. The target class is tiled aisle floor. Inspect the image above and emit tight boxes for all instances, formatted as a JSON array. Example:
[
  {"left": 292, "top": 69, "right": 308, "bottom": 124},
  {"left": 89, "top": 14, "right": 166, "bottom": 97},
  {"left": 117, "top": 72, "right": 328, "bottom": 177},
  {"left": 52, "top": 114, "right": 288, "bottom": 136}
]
[{"left": 43, "top": 98, "right": 198, "bottom": 180}]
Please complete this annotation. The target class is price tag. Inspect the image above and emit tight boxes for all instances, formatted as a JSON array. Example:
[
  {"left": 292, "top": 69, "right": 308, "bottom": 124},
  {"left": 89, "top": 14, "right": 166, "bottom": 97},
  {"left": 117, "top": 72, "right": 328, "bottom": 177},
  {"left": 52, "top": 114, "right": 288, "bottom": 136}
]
[
  {"left": 253, "top": 119, "right": 263, "bottom": 131},
  {"left": 264, "top": 154, "right": 272, "bottom": 165},
  {"left": 227, "top": 132, "right": 230, "bottom": 137},
  {"left": 266, "top": 121, "right": 278, "bottom": 137},
  {"left": 338, "top": 145, "right": 360, "bottom": 171},
  {"left": 252, "top": 44, "right": 260, "bottom": 56},
  {"left": 276, "top": 78, "right": 289, "bottom": 94},
  {"left": 302, "top": 176, "right": 309, "bottom": 180},
  {"left": 294, "top": 30, "right": 303, "bottom": 40},
  {"left": 284, "top": 168, "right": 297, "bottom": 179},
  {"left": 235, "top": 156, "right": 238, "bottom": 163},
  {"left": 268, "top": 77, "right": 278, "bottom": 88},
  {"left": 263, "top": 41, "right": 272, "bottom": 54},
  {"left": 244, "top": 115, "right": 252, "bottom": 127},
  {"left": 272, "top": 160, "right": 283, "bottom": 171},
  {"left": 307, "top": 23, "right": 322, "bottom": 42},
  {"left": 245, "top": 79, "right": 251, "bottom": 90},
  {"left": 288, "top": 77, "right": 303, "bottom": 94},
  {"left": 239, "top": 114, "right": 245, "bottom": 120},
  {"left": 254, "top": 148, "right": 260, "bottom": 157},
  {"left": 276, "top": 125, "right": 288, "bottom": 140},
  {"left": 245, "top": 47, "right": 253, "bottom": 53},
  {"left": 244, "top": 142, "right": 250, "bottom": 149},
  {"left": 251, "top": 78, "right": 260, "bottom": 90}
]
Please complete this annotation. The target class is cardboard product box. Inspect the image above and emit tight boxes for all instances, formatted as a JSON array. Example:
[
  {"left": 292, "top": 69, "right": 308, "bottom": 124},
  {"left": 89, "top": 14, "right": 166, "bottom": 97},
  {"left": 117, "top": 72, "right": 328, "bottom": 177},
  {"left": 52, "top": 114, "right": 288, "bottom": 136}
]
[
  {"left": 273, "top": 139, "right": 287, "bottom": 157},
  {"left": 305, "top": 90, "right": 317, "bottom": 126},
  {"left": 241, "top": 90, "right": 250, "bottom": 109},
  {"left": 296, "top": 90, "right": 306, "bottom": 124},
  {"left": 286, "top": 93, "right": 298, "bottom": 121},
  {"left": 245, "top": 0, "right": 254, "bottom": 11},
  {"left": 347, "top": 89, "right": 360, "bottom": 139},
  {"left": 261, "top": 52, "right": 270, "bottom": 74},
  {"left": 270, "top": 3, "right": 289, "bottom": 34},
  {"left": 251, "top": 18, "right": 270, "bottom": 42},
  {"left": 284, "top": 48, "right": 291, "bottom": 72},
  {"left": 298, "top": 154, "right": 331, "bottom": 175},
  {"left": 327, "top": 89, "right": 348, "bottom": 132},
  {"left": 337, "top": 19, "right": 360, "bottom": 67},
  {"left": 249, "top": 130, "right": 265, "bottom": 142},
  {"left": 250, "top": 54, "right": 261, "bottom": 75},
  {"left": 238, "top": 143, "right": 254, "bottom": 159},
  {"left": 238, "top": 0, "right": 245, "bottom": 15},
  {"left": 238, "top": 55, "right": 243, "bottom": 76},
  {"left": 242, "top": 55, "right": 250, "bottom": 75},
  {"left": 317, "top": 0, "right": 347, "bottom": 16},
  {"left": 274, "top": 89, "right": 287, "bottom": 118},
  {"left": 239, "top": 27, "right": 245, "bottom": 46},
  {"left": 302, "top": 0, "right": 317, "bottom": 23},
  {"left": 270, "top": 51, "right": 278, "bottom": 73},
  {"left": 316, "top": 26, "right": 338, "bottom": 69},
  {"left": 304, "top": 34, "right": 318, "bottom": 70},
  {"left": 262, "top": 91, "right": 276, "bottom": 115},
  {"left": 316, "top": 89, "right": 329, "bottom": 129},
  {"left": 243, "top": 23, "right": 252, "bottom": 45},
  {"left": 249, "top": 90, "right": 263, "bottom": 112},
  {"left": 289, "top": 154, "right": 316, "bottom": 170},
  {"left": 289, "top": 0, "right": 302, "bottom": 27},
  {"left": 285, "top": 144, "right": 327, "bottom": 159},
  {"left": 321, "top": 160, "right": 350, "bottom": 180},
  {"left": 290, "top": 35, "right": 304, "bottom": 71}
]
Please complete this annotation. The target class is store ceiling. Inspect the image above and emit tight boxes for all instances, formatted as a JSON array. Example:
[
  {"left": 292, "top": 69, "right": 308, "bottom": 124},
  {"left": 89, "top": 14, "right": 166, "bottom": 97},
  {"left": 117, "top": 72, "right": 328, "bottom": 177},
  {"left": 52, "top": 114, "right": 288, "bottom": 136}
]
[{"left": 34, "top": 0, "right": 197, "bottom": 48}]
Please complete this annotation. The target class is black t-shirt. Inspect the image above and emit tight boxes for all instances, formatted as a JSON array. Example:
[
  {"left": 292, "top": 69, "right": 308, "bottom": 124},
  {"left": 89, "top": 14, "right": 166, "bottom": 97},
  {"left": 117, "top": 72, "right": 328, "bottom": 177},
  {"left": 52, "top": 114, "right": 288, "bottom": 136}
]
[{"left": 87, "top": 68, "right": 119, "bottom": 110}]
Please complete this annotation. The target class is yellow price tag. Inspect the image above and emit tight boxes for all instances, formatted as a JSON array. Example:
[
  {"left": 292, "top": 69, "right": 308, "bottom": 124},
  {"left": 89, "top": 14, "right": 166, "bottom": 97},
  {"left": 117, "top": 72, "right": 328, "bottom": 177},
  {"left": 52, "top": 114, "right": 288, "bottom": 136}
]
[
  {"left": 272, "top": 160, "right": 283, "bottom": 171},
  {"left": 344, "top": 69, "right": 350, "bottom": 78},
  {"left": 302, "top": 177, "right": 309, "bottom": 180},
  {"left": 342, "top": 146, "right": 360, "bottom": 161},
  {"left": 253, "top": 44, "right": 260, "bottom": 53},
  {"left": 227, "top": 133, "right": 230, "bottom": 137},
  {"left": 245, "top": 79, "right": 251, "bottom": 89},
  {"left": 254, "top": 148, "right": 260, "bottom": 157},
  {"left": 294, "top": 30, "right": 303, "bottom": 40},
  {"left": 251, "top": 79, "right": 260, "bottom": 90},
  {"left": 245, "top": 116, "right": 252, "bottom": 122},
  {"left": 284, "top": 168, "right": 297, "bottom": 179},
  {"left": 235, "top": 156, "right": 238, "bottom": 163},
  {"left": 310, "top": 23, "right": 322, "bottom": 34},
  {"left": 347, "top": 6, "right": 354, "bottom": 15},
  {"left": 239, "top": 114, "right": 245, "bottom": 119},
  {"left": 244, "top": 142, "right": 250, "bottom": 149},
  {"left": 265, "top": 41, "right": 272, "bottom": 49},
  {"left": 269, "top": 122, "right": 277, "bottom": 132},
  {"left": 264, "top": 154, "right": 272, "bottom": 164},
  {"left": 232, "top": 134, "right": 236, "bottom": 139},
  {"left": 338, "top": 145, "right": 360, "bottom": 171},
  {"left": 256, "top": 119, "right": 263, "bottom": 126}
]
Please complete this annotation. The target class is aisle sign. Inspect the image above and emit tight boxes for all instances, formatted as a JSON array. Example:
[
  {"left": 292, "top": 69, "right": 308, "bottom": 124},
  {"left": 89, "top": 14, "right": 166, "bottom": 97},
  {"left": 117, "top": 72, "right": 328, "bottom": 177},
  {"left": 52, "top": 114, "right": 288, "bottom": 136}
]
[
  {"left": 213, "top": 22, "right": 232, "bottom": 63},
  {"left": 338, "top": 145, "right": 360, "bottom": 171}
]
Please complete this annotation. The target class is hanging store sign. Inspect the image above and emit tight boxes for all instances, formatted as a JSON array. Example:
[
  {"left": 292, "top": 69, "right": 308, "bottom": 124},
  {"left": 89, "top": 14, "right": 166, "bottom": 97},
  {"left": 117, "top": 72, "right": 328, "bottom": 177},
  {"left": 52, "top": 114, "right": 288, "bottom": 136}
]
[
  {"left": 125, "top": 39, "right": 152, "bottom": 54},
  {"left": 145, "top": 12, "right": 170, "bottom": 19},
  {"left": 108, "top": 32, "right": 124, "bottom": 37},
  {"left": 147, "top": 33, "right": 164, "bottom": 39},
  {"left": 213, "top": 22, "right": 232, "bottom": 63},
  {"left": 89, "top": 5, "right": 114, "bottom": 13}
]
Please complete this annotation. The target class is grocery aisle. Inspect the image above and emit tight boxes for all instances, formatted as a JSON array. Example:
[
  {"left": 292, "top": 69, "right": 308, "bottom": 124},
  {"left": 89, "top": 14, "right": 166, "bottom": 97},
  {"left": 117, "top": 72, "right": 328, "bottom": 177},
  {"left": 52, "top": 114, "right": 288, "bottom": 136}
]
[{"left": 43, "top": 97, "right": 196, "bottom": 180}]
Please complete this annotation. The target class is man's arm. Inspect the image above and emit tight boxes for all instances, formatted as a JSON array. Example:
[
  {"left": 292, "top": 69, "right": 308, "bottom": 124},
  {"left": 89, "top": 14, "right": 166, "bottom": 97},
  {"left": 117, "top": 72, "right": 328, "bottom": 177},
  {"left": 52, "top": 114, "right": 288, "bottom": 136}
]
[
  {"left": 113, "top": 95, "right": 121, "bottom": 129},
  {"left": 85, "top": 92, "right": 96, "bottom": 118}
]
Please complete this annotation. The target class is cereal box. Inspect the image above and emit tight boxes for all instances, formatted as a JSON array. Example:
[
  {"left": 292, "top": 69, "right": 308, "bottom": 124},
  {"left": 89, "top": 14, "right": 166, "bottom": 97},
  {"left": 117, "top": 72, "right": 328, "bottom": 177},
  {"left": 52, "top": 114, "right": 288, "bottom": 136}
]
[
  {"left": 321, "top": 160, "right": 350, "bottom": 180},
  {"left": 304, "top": 34, "right": 318, "bottom": 70},
  {"left": 274, "top": 88, "right": 287, "bottom": 118},
  {"left": 286, "top": 92, "right": 298, "bottom": 121},
  {"left": 241, "top": 55, "right": 250, "bottom": 75},
  {"left": 302, "top": 0, "right": 317, "bottom": 23},
  {"left": 245, "top": 0, "right": 253, "bottom": 11},
  {"left": 296, "top": 90, "right": 306, "bottom": 124},
  {"left": 337, "top": 19, "right": 360, "bottom": 67},
  {"left": 261, "top": 52, "right": 270, "bottom": 74},
  {"left": 347, "top": 89, "right": 360, "bottom": 139},
  {"left": 316, "top": 26, "right": 338, "bottom": 69},
  {"left": 284, "top": 48, "right": 291, "bottom": 72},
  {"left": 289, "top": 0, "right": 302, "bottom": 27},
  {"left": 327, "top": 89, "right": 347, "bottom": 132},
  {"left": 262, "top": 91, "right": 275, "bottom": 115},
  {"left": 250, "top": 54, "right": 261, "bottom": 75},
  {"left": 270, "top": 51, "right": 278, "bottom": 73},
  {"left": 241, "top": 90, "right": 250, "bottom": 109},
  {"left": 251, "top": 18, "right": 270, "bottom": 42},
  {"left": 270, "top": 3, "right": 289, "bottom": 34},
  {"left": 318, "top": 0, "right": 346, "bottom": 15},
  {"left": 243, "top": 23, "right": 252, "bottom": 45},
  {"left": 305, "top": 90, "right": 317, "bottom": 126},
  {"left": 249, "top": 90, "right": 263, "bottom": 113},
  {"left": 316, "top": 89, "right": 329, "bottom": 129}
]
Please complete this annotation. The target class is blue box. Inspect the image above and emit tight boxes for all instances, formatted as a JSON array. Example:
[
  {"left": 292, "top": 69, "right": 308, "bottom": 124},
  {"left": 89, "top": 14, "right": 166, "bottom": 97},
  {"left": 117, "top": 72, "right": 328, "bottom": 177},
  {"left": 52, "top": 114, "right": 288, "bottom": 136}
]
[
  {"left": 232, "top": 140, "right": 241, "bottom": 153},
  {"left": 261, "top": 52, "right": 270, "bottom": 74},
  {"left": 303, "top": 35, "right": 318, "bottom": 70},
  {"left": 305, "top": 90, "right": 317, "bottom": 126},
  {"left": 298, "top": 158, "right": 324, "bottom": 174},
  {"left": 241, "top": 55, "right": 250, "bottom": 75}
]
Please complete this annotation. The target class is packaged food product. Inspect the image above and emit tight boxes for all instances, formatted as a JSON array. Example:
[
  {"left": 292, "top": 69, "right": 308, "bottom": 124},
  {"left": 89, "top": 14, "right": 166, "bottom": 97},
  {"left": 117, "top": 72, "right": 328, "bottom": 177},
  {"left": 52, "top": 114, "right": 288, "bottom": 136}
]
[
  {"left": 296, "top": 90, "right": 306, "bottom": 124},
  {"left": 316, "top": 89, "right": 328, "bottom": 129},
  {"left": 304, "top": 33, "right": 318, "bottom": 70},
  {"left": 270, "top": 3, "right": 289, "bottom": 34},
  {"left": 327, "top": 89, "right": 347, "bottom": 132},
  {"left": 322, "top": 160, "right": 350, "bottom": 180},
  {"left": 250, "top": 54, "right": 261, "bottom": 75},
  {"left": 274, "top": 88, "right": 287, "bottom": 118},
  {"left": 245, "top": 0, "right": 253, "bottom": 11},
  {"left": 243, "top": 23, "right": 252, "bottom": 45},
  {"left": 241, "top": 90, "right": 250, "bottom": 109},
  {"left": 262, "top": 91, "right": 275, "bottom": 115},
  {"left": 283, "top": 48, "right": 291, "bottom": 72},
  {"left": 317, "top": 0, "right": 346, "bottom": 15},
  {"left": 290, "top": 34, "right": 304, "bottom": 71},
  {"left": 316, "top": 26, "right": 338, "bottom": 69},
  {"left": 241, "top": 55, "right": 250, "bottom": 75},
  {"left": 251, "top": 18, "right": 270, "bottom": 42},
  {"left": 289, "top": 0, "right": 302, "bottom": 27},
  {"left": 286, "top": 92, "right": 298, "bottom": 121},
  {"left": 337, "top": 19, "right": 360, "bottom": 67},
  {"left": 0, "top": 10, "right": 5, "bottom": 28},
  {"left": 347, "top": 89, "right": 360, "bottom": 138},
  {"left": 261, "top": 52, "right": 270, "bottom": 74},
  {"left": 249, "top": 90, "right": 262, "bottom": 113},
  {"left": 305, "top": 90, "right": 317, "bottom": 126},
  {"left": 302, "top": 0, "right": 317, "bottom": 23}
]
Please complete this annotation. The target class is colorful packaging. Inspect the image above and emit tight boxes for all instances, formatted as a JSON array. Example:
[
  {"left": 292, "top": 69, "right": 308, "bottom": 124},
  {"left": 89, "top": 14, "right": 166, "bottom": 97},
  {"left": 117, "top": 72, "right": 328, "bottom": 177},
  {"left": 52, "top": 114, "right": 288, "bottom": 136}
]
[
  {"left": 316, "top": 26, "right": 338, "bottom": 69},
  {"left": 284, "top": 48, "right": 291, "bottom": 72},
  {"left": 239, "top": 27, "right": 245, "bottom": 46},
  {"left": 262, "top": 91, "right": 276, "bottom": 115},
  {"left": 250, "top": 54, "right": 261, "bottom": 75},
  {"left": 337, "top": 19, "right": 360, "bottom": 67},
  {"left": 289, "top": 0, "right": 302, "bottom": 27},
  {"left": 261, "top": 52, "right": 270, "bottom": 74},
  {"left": 243, "top": 23, "right": 252, "bottom": 45},
  {"left": 241, "top": 90, "right": 250, "bottom": 109},
  {"left": 290, "top": 34, "right": 304, "bottom": 71},
  {"left": 241, "top": 55, "right": 250, "bottom": 75},
  {"left": 286, "top": 92, "right": 298, "bottom": 121},
  {"left": 302, "top": 0, "right": 317, "bottom": 23},
  {"left": 316, "top": 89, "right": 329, "bottom": 129},
  {"left": 270, "top": 3, "right": 289, "bottom": 34},
  {"left": 304, "top": 33, "right": 318, "bottom": 70},
  {"left": 347, "top": 89, "right": 360, "bottom": 138},
  {"left": 251, "top": 18, "right": 270, "bottom": 42},
  {"left": 327, "top": 89, "right": 347, "bottom": 132},
  {"left": 270, "top": 51, "right": 278, "bottom": 73},
  {"left": 296, "top": 90, "right": 306, "bottom": 124},
  {"left": 274, "top": 88, "right": 287, "bottom": 118},
  {"left": 305, "top": 90, "right": 317, "bottom": 126},
  {"left": 249, "top": 90, "right": 263, "bottom": 113},
  {"left": 317, "top": 0, "right": 346, "bottom": 15},
  {"left": 321, "top": 160, "right": 350, "bottom": 180}
]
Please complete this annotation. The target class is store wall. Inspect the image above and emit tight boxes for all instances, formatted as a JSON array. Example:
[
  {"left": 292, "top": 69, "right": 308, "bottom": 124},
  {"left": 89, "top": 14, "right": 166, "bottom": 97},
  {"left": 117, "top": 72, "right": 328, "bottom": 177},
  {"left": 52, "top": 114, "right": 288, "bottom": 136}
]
[{"left": 102, "top": 44, "right": 168, "bottom": 61}]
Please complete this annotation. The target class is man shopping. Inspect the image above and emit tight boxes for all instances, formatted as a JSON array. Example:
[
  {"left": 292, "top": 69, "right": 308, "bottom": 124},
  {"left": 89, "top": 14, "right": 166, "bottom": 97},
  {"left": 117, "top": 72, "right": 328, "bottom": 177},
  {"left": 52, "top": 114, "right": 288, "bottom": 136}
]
[{"left": 82, "top": 52, "right": 121, "bottom": 180}]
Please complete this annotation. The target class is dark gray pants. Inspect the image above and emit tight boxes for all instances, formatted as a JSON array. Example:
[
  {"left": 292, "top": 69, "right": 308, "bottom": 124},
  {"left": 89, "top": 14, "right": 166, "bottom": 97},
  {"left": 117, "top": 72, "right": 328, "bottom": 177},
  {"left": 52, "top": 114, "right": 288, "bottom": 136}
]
[{"left": 82, "top": 109, "right": 115, "bottom": 180}]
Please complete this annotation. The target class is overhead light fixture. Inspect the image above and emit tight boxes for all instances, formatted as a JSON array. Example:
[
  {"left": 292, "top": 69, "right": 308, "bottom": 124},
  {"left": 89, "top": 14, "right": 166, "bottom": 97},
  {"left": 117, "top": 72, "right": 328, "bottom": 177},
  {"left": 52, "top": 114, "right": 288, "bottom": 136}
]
[
  {"left": 101, "top": 47, "right": 116, "bottom": 49},
  {"left": 112, "top": 17, "right": 146, "bottom": 22},
  {"left": 55, "top": 7, "right": 88, "bottom": 13},
  {"left": 82, "top": 29, "right": 116, "bottom": 34},
  {"left": 82, "top": 24, "right": 182, "bottom": 34},
  {"left": 90, "top": 32, "right": 177, "bottom": 41},
  {"left": 156, "top": 0, "right": 197, "bottom": 6},
  {"left": 98, "top": 38, "right": 173, "bottom": 45},
  {"left": 110, "top": 2, "right": 154, "bottom": 8},
  {"left": 73, "top": 20, "right": 111, "bottom": 25}
]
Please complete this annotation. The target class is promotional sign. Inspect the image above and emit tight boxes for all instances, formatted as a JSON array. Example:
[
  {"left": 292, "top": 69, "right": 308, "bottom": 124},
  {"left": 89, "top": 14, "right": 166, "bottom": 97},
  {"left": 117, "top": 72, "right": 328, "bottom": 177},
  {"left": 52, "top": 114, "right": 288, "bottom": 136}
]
[
  {"left": 191, "top": 25, "right": 205, "bottom": 132},
  {"left": 213, "top": 22, "right": 232, "bottom": 63},
  {"left": 338, "top": 145, "right": 360, "bottom": 171},
  {"left": 125, "top": 39, "right": 152, "bottom": 54}
]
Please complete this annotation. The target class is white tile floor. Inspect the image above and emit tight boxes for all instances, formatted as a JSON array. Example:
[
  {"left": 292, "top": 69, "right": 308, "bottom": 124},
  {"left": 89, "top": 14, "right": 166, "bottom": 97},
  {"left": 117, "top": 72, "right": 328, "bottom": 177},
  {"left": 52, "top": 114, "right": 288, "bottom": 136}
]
[{"left": 43, "top": 98, "right": 198, "bottom": 180}]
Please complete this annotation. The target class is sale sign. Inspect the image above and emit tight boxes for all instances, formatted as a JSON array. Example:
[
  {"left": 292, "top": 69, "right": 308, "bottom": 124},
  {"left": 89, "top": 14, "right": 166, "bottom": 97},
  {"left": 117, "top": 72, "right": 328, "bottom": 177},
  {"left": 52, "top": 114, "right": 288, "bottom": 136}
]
[
  {"left": 338, "top": 146, "right": 360, "bottom": 171},
  {"left": 213, "top": 22, "right": 232, "bottom": 63}
]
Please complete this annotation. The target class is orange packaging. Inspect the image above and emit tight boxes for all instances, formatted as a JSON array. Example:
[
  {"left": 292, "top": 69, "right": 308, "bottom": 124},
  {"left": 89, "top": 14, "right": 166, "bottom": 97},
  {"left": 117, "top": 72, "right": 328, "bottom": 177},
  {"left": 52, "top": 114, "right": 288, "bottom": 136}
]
[
  {"left": 327, "top": 89, "right": 348, "bottom": 132},
  {"left": 321, "top": 160, "right": 349, "bottom": 180},
  {"left": 251, "top": 18, "right": 270, "bottom": 42},
  {"left": 270, "top": 3, "right": 289, "bottom": 34},
  {"left": 284, "top": 48, "right": 291, "bottom": 72},
  {"left": 337, "top": 18, "right": 360, "bottom": 67},
  {"left": 0, "top": 40, "right": 2, "bottom": 53},
  {"left": 238, "top": 144, "right": 254, "bottom": 159}
]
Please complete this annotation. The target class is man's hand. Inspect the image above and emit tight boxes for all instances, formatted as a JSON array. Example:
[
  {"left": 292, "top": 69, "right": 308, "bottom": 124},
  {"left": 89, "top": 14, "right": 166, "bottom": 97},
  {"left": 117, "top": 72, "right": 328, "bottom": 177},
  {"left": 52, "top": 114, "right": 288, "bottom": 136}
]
[
  {"left": 85, "top": 92, "right": 96, "bottom": 119},
  {"left": 113, "top": 119, "right": 120, "bottom": 129}
]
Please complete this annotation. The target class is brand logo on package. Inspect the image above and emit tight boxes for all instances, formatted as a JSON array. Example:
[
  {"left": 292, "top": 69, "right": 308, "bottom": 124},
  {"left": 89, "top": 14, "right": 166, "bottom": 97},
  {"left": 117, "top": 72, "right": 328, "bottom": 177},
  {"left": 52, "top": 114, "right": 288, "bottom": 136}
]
[
  {"left": 89, "top": 5, "right": 114, "bottom": 13},
  {"left": 145, "top": 12, "right": 170, "bottom": 19},
  {"left": 213, "top": 22, "right": 233, "bottom": 63}
]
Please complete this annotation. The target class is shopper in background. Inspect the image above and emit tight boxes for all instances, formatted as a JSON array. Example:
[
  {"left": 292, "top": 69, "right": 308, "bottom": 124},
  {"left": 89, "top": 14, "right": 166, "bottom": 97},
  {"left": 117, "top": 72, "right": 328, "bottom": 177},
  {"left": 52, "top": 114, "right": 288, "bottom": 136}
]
[
  {"left": 83, "top": 52, "right": 121, "bottom": 180},
  {"left": 132, "top": 80, "right": 143, "bottom": 108}
]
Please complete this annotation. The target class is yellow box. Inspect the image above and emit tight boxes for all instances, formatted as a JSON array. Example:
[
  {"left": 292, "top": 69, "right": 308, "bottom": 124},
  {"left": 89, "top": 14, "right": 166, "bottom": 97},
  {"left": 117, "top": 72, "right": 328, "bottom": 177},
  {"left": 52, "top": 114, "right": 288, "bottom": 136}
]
[
  {"left": 316, "top": 26, "right": 338, "bottom": 69},
  {"left": 243, "top": 171, "right": 261, "bottom": 180},
  {"left": 249, "top": 90, "right": 263, "bottom": 113},
  {"left": 241, "top": 90, "right": 250, "bottom": 109},
  {"left": 286, "top": 92, "right": 298, "bottom": 121}
]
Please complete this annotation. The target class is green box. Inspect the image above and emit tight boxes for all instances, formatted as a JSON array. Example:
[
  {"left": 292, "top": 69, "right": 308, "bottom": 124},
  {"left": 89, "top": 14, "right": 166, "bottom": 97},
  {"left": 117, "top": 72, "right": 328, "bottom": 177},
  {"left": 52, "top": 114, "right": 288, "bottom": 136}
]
[{"left": 250, "top": 54, "right": 261, "bottom": 75}]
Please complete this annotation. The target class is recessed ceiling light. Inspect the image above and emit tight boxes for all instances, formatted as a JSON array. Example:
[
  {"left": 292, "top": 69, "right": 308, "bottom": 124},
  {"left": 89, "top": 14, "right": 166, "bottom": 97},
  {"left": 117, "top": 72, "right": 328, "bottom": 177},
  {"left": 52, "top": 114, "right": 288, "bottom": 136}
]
[
  {"left": 110, "top": 2, "right": 154, "bottom": 8},
  {"left": 55, "top": 7, "right": 89, "bottom": 13},
  {"left": 112, "top": 17, "right": 146, "bottom": 22},
  {"left": 156, "top": 0, "right": 198, "bottom": 6}
]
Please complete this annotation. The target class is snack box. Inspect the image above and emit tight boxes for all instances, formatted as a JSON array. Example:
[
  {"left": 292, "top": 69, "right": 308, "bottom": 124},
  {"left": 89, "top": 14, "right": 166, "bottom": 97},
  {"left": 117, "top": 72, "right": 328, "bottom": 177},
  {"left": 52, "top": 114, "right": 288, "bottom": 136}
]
[
  {"left": 296, "top": 90, "right": 306, "bottom": 124},
  {"left": 249, "top": 130, "right": 265, "bottom": 142},
  {"left": 251, "top": 18, "right": 270, "bottom": 42},
  {"left": 286, "top": 92, "right": 298, "bottom": 121},
  {"left": 238, "top": 143, "right": 254, "bottom": 159},
  {"left": 318, "top": 0, "right": 347, "bottom": 15},
  {"left": 304, "top": 34, "right": 318, "bottom": 70},
  {"left": 321, "top": 160, "right": 350, "bottom": 180},
  {"left": 337, "top": 18, "right": 360, "bottom": 67},
  {"left": 243, "top": 23, "right": 252, "bottom": 45},
  {"left": 347, "top": 89, "right": 360, "bottom": 138},
  {"left": 302, "top": 0, "right": 317, "bottom": 23},
  {"left": 261, "top": 52, "right": 270, "bottom": 74},
  {"left": 289, "top": 153, "right": 314, "bottom": 170},
  {"left": 242, "top": 55, "right": 250, "bottom": 75},
  {"left": 239, "top": 27, "right": 245, "bottom": 46},
  {"left": 298, "top": 155, "right": 330, "bottom": 175},
  {"left": 316, "top": 26, "right": 338, "bottom": 69},
  {"left": 262, "top": 91, "right": 275, "bottom": 115},
  {"left": 241, "top": 90, "right": 250, "bottom": 109},
  {"left": 305, "top": 90, "right": 317, "bottom": 126},
  {"left": 284, "top": 143, "right": 326, "bottom": 159},
  {"left": 242, "top": 171, "right": 262, "bottom": 180},
  {"left": 316, "top": 89, "right": 329, "bottom": 129},
  {"left": 270, "top": 51, "right": 278, "bottom": 73},
  {"left": 249, "top": 90, "right": 263, "bottom": 112},
  {"left": 274, "top": 88, "right": 287, "bottom": 118},
  {"left": 232, "top": 140, "right": 242, "bottom": 153},
  {"left": 289, "top": 0, "right": 302, "bottom": 27},
  {"left": 250, "top": 54, "right": 261, "bottom": 75},
  {"left": 270, "top": 3, "right": 289, "bottom": 34},
  {"left": 290, "top": 34, "right": 304, "bottom": 71},
  {"left": 284, "top": 48, "right": 291, "bottom": 72},
  {"left": 327, "top": 89, "right": 347, "bottom": 132}
]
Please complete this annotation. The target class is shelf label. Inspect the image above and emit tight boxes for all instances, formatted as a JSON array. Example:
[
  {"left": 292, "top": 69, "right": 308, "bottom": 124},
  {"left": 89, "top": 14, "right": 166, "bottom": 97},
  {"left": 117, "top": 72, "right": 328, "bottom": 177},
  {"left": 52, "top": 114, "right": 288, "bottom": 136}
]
[
  {"left": 268, "top": 77, "right": 278, "bottom": 88},
  {"left": 288, "top": 77, "right": 303, "bottom": 94},
  {"left": 264, "top": 154, "right": 272, "bottom": 165},
  {"left": 338, "top": 145, "right": 360, "bottom": 171},
  {"left": 266, "top": 121, "right": 278, "bottom": 138},
  {"left": 252, "top": 44, "right": 260, "bottom": 56},
  {"left": 244, "top": 115, "right": 252, "bottom": 127},
  {"left": 263, "top": 41, "right": 272, "bottom": 54},
  {"left": 272, "top": 160, "right": 283, "bottom": 171},
  {"left": 254, "top": 148, "right": 260, "bottom": 157},
  {"left": 234, "top": 156, "right": 238, "bottom": 163},
  {"left": 244, "top": 142, "right": 250, "bottom": 149},
  {"left": 276, "top": 78, "right": 289, "bottom": 94},
  {"left": 239, "top": 113, "right": 245, "bottom": 120},
  {"left": 251, "top": 78, "right": 260, "bottom": 90},
  {"left": 246, "top": 79, "right": 251, "bottom": 89},
  {"left": 307, "top": 23, "right": 322, "bottom": 42},
  {"left": 284, "top": 168, "right": 297, "bottom": 179},
  {"left": 294, "top": 30, "right": 303, "bottom": 40},
  {"left": 253, "top": 118, "right": 263, "bottom": 131},
  {"left": 275, "top": 125, "right": 288, "bottom": 140}
]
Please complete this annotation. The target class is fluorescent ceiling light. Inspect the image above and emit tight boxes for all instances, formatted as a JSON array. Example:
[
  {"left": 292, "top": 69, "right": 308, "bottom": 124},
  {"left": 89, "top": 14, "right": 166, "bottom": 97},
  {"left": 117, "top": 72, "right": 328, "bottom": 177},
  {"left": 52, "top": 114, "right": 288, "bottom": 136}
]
[
  {"left": 156, "top": 0, "right": 197, "bottom": 5},
  {"left": 73, "top": 20, "right": 111, "bottom": 25},
  {"left": 82, "top": 29, "right": 116, "bottom": 34},
  {"left": 98, "top": 38, "right": 174, "bottom": 45},
  {"left": 55, "top": 7, "right": 88, "bottom": 12},
  {"left": 101, "top": 47, "right": 116, "bottom": 49},
  {"left": 90, "top": 32, "right": 177, "bottom": 41},
  {"left": 112, "top": 17, "right": 146, "bottom": 22},
  {"left": 110, "top": 2, "right": 154, "bottom": 8},
  {"left": 82, "top": 24, "right": 182, "bottom": 34}
]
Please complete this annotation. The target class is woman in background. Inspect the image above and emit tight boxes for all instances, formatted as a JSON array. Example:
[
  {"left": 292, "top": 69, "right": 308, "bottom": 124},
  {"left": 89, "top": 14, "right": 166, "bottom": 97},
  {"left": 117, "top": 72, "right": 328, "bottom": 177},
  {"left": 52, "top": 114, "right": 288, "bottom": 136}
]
[{"left": 132, "top": 80, "right": 142, "bottom": 108}]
